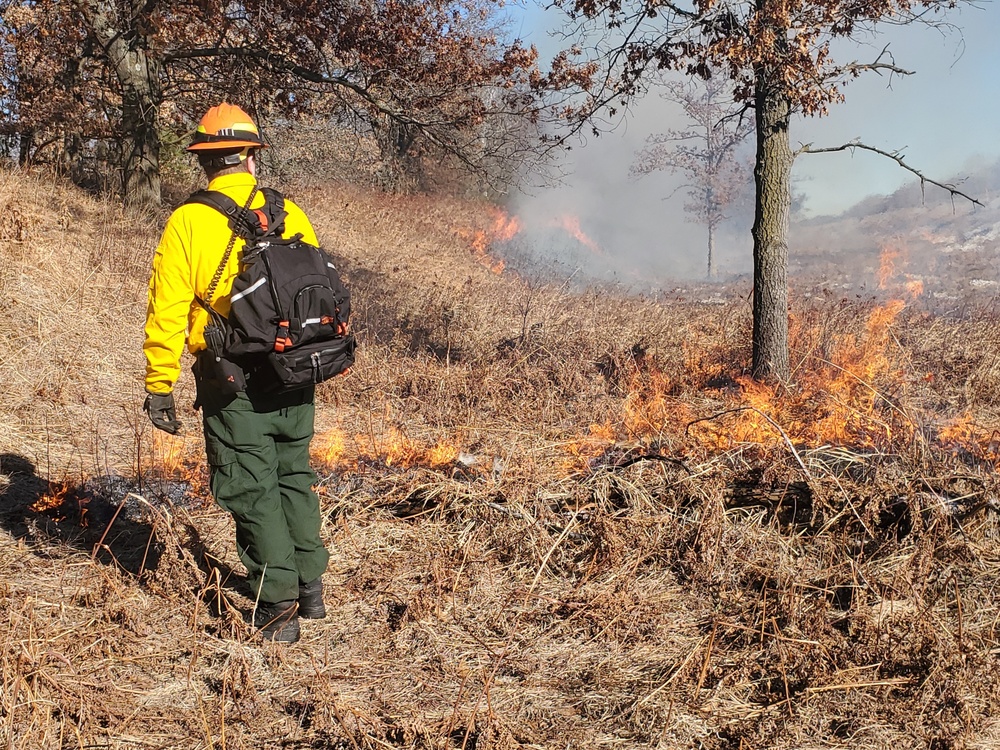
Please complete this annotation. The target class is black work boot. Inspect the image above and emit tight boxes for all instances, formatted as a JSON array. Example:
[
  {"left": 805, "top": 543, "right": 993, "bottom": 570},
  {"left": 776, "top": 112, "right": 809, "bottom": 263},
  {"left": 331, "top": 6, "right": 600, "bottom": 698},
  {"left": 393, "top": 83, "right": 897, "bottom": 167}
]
[
  {"left": 298, "top": 578, "right": 327, "bottom": 619},
  {"left": 254, "top": 600, "right": 300, "bottom": 643}
]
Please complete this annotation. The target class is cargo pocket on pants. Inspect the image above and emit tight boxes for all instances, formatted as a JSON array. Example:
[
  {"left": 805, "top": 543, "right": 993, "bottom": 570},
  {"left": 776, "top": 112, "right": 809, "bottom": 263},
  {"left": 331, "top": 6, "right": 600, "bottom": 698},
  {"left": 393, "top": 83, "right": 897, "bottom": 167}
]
[{"left": 204, "top": 438, "right": 239, "bottom": 509}]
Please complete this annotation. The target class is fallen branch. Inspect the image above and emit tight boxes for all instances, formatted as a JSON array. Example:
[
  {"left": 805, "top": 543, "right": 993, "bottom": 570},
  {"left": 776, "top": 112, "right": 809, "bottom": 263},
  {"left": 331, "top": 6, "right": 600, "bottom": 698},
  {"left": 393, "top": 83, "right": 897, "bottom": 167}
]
[{"left": 608, "top": 453, "right": 693, "bottom": 474}]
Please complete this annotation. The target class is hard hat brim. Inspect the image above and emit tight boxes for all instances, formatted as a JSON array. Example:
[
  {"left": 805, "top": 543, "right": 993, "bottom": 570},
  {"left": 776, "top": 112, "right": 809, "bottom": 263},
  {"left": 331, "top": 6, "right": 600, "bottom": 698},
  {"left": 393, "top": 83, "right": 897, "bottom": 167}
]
[{"left": 186, "top": 140, "right": 268, "bottom": 153}]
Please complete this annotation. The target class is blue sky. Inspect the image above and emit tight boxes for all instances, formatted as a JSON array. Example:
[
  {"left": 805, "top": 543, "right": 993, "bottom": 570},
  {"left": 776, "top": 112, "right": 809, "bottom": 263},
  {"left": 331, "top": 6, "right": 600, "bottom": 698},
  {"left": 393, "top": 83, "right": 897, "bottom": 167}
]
[
  {"left": 501, "top": 1, "right": 999, "bottom": 279},
  {"left": 789, "top": 2, "right": 1000, "bottom": 215}
]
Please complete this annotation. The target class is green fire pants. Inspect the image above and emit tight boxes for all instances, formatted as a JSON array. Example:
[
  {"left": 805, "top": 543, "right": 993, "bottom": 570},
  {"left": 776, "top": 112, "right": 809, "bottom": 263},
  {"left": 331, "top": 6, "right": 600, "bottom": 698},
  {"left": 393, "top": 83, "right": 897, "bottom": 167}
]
[{"left": 200, "top": 387, "right": 330, "bottom": 604}]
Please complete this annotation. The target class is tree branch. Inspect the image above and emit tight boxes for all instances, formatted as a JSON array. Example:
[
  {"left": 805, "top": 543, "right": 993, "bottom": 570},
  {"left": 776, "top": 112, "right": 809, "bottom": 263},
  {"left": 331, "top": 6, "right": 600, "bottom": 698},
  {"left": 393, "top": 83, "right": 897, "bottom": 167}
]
[
  {"left": 797, "top": 141, "right": 982, "bottom": 207},
  {"left": 840, "top": 61, "right": 913, "bottom": 76},
  {"left": 165, "top": 46, "right": 463, "bottom": 145},
  {"left": 166, "top": 47, "right": 368, "bottom": 98},
  {"left": 838, "top": 44, "right": 914, "bottom": 78}
]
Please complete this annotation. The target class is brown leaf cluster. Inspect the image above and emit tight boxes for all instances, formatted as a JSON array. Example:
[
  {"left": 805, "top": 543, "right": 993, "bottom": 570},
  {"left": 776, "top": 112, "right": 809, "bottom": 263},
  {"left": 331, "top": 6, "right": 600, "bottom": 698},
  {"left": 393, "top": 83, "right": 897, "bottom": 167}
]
[
  {"left": 555, "top": 0, "right": 966, "bottom": 121},
  {"left": 2, "top": 0, "right": 548, "bottom": 193}
]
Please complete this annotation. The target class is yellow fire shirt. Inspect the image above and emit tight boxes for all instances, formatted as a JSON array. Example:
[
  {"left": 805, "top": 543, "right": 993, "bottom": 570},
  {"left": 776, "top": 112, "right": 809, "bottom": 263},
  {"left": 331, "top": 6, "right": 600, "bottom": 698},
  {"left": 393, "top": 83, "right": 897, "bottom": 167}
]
[{"left": 143, "top": 173, "right": 318, "bottom": 394}]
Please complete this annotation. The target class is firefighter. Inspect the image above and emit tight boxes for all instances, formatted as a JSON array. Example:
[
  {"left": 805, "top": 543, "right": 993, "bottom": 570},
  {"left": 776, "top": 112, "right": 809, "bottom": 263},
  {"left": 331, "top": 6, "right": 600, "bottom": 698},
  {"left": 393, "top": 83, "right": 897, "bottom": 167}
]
[{"left": 142, "top": 103, "right": 329, "bottom": 643}]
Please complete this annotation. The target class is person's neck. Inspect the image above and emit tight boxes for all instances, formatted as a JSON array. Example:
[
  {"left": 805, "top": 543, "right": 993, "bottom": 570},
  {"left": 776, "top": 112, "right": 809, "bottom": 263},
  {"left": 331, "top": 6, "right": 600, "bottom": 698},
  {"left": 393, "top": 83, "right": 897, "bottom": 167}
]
[{"left": 204, "top": 165, "right": 249, "bottom": 181}]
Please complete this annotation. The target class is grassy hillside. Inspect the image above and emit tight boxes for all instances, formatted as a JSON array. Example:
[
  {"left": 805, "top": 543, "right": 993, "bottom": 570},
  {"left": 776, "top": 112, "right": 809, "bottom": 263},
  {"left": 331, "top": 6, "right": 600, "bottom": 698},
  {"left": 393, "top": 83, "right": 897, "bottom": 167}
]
[
  {"left": 2, "top": 167, "right": 1000, "bottom": 749},
  {"left": 790, "top": 160, "right": 1000, "bottom": 301}
]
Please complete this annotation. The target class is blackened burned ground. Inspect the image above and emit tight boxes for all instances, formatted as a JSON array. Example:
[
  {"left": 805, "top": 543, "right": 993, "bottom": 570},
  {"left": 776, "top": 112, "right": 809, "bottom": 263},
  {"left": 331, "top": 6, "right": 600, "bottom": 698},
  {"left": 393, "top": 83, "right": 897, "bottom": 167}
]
[{"left": 0, "top": 453, "right": 204, "bottom": 575}]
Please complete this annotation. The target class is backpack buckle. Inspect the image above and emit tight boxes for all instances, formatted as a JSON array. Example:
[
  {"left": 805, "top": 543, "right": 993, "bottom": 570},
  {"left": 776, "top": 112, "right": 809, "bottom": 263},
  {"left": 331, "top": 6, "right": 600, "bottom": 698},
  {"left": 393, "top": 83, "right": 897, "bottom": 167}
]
[{"left": 274, "top": 321, "right": 293, "bottom": 352}]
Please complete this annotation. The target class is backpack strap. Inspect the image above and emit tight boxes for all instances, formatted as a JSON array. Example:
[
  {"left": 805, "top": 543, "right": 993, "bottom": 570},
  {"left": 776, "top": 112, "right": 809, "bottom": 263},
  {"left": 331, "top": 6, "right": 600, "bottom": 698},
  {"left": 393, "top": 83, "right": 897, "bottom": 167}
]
[
  {"left": 258, "top": 188, "right": 288, "bottom": 237},
  {"left": 185, "top": 187, "right": 289, "bottom": 240},
  {"left": 186, "top": 189, "right": 258, "bottom": 241},
  {"left": 189, "top": 186, "right": 259, "bottom": 311}
]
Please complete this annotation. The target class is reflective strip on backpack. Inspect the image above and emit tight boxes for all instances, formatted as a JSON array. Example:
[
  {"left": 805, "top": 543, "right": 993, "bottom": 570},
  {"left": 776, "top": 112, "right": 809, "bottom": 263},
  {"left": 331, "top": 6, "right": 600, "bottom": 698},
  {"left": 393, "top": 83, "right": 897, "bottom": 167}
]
[
  {"left": 326, "top": 262, "right": 337, "bottom": 270},
  {"left": 303, "top": 318, "right": 324, "bottom": 326},
  {"left": 230, "top": 277, "right": 268, "bottom": 304}
]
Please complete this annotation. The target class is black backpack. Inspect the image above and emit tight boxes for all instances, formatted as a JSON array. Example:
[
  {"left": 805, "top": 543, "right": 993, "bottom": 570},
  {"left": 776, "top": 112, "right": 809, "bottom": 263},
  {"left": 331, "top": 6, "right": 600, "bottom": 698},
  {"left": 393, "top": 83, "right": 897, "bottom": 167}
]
[{"left": 187, "top": 186, "right": 357, "bottom": 392}]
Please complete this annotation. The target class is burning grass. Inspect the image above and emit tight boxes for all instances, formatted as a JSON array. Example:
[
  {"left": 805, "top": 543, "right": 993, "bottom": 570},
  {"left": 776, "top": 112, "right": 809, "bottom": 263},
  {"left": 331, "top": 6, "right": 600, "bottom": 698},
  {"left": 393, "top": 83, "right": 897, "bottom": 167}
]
[{"left": 2, "top": 168, "right": 1000, "bottom": 748}]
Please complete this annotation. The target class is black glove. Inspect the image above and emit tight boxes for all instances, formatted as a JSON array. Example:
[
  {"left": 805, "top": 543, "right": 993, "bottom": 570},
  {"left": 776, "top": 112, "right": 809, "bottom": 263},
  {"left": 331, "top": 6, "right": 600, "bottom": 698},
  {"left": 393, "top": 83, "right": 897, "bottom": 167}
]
[{"left": 143, "top": 392, "right": 181, "bottom": 435}]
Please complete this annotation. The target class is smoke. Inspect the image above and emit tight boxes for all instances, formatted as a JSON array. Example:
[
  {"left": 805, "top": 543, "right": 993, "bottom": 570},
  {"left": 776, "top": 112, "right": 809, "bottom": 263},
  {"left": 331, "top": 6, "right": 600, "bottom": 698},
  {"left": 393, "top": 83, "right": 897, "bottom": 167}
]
[
  {"left": 504, "top": 2, "right": 999, "bottom": 285},
  {"left": 508, "top": 92, "right": 754, "bottom": 285}
]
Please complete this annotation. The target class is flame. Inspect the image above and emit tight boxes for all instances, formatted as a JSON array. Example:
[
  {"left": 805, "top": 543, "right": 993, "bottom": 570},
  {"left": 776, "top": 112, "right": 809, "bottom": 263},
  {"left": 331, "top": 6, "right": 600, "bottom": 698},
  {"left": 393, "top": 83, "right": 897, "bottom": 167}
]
[
  {"left": 348, "top": 428, "right": 462, "bottom": 469},
  {"left": 937, "top": 413, "right": 1000, "bottom": 465},
  {"left": 878, "top": 241, "right": 904, "bottom": 290},
  {"left": 622, "top": 368, "right": 678, "bottom": 439},
  {"left": 28, "top": 480, "right": 88, "bottom": 525},
  {"left": 561, "top": 422, "right": 617, "bottom": 471},
  {"left": 796, "top": 299, "right": 908, "bottom": 447},
  {"left": 426, "top": 439, "right": 460, "bottom": 467},
  {"left": 454, "top": 207, "right": 515, "bottom": 275},
  {"left": 491, "top": 210, "right": 522, "bottom": 242},
  {"left": 314, "top": 427, "right": 346, "bottom": 467},
  {"left": 313, "top": 425, "right": 464, "bottom": 471},
  {"left": 938, "top": 413, "right": 978, "bottom": 444},
  {"left": 152, "top": 431, "right": 189, "bottom": 476},
  {"left": 145, "top": 431, "right": 207, "bottom": 495},
  {"left": 904, "top": 279, "right": 924, "bottom": 299},
  {"left": 553, "top": 214, "right": 602, "bottom": 255},
  {"left": 684, "top": 377, "right": 786, "bottom": 450},
  {"left": 468, "top": 230, "right": 507, "bottom": 275},
  {"left": 589, "top": 299, "right": 916, "bottom": 454},
  {"left": 877, "top": 241, "right": 924, "bottom": 300},
  {"left": 454, "top": 207, "right": 604, "bottom": 276},
  {"left": 377, "top": 428, "right": 421, "bottom": 467},
  {"left": 550, "top": 293, "right": 1000, "bottom": 475},
  {"left": 29, "top": 482, "right": 71, "bottom": 514}
]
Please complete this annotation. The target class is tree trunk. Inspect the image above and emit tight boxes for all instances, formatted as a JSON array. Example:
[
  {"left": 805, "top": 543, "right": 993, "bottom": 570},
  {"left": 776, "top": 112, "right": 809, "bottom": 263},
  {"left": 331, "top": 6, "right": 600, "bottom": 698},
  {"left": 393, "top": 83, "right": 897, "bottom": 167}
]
[
  {"left": 120, "top": 55, "right": 162, "bottom": 207},
  {"left": 707, "top": 222, "right": 715, "bottom": 280},
  {"left": 83, "top": 0, "right": 162, "bottom": 207},
  {"left": 750, "top": 74, "right": 793, "bottom": 382},
  {"left": 706, "top": 181, "right": 716, "bottom": 280},
  {"left": 61, "top": 133, "right": 86, "bottom": 185},
  {"left": 374, "top": 115, "right": 420, "bottom": 192},
  {"left": 18, "top": 131, "right": 34, "bottom": 166}
]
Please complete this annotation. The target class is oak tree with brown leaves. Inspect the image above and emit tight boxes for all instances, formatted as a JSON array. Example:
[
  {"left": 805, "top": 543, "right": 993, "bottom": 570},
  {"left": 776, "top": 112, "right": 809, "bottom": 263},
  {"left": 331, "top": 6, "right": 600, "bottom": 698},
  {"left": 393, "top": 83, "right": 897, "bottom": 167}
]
[
  {"left": 556, "top": 0, "right": 981, "bottom": 381},
  {"left": 1, "top": 0, "right": 549, "bottom": 205}
]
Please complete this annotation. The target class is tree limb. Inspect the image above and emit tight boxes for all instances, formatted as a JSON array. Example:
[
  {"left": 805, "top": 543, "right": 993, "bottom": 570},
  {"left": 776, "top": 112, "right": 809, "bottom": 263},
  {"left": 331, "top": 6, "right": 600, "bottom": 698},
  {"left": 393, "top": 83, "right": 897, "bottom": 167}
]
[
  {"left": 164, "top": 46, "right": 474, "bottom": 158},
  {"left": 838, "top": 44, "right": 914, "bottom": 78},
  {"left": 796, "top": 141, "right": 982, "bottom": 207},
  {"left": 840, "top": 61, "right": 913, "bottom": 76}
]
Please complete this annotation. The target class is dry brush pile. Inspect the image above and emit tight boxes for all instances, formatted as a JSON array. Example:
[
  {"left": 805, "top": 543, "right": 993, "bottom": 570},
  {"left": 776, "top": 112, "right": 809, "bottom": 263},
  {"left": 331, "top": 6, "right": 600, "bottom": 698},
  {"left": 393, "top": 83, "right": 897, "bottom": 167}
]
[{"left": 1, "top": 168, "right": 1000, "bottom": 749}]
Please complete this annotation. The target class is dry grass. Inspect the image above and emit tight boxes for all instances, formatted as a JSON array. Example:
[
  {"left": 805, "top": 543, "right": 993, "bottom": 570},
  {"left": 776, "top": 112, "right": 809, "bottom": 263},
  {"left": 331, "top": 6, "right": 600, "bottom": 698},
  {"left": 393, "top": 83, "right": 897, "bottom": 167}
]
[{"left": 2, "top": 166, "right": 1000, "bottom": 749}]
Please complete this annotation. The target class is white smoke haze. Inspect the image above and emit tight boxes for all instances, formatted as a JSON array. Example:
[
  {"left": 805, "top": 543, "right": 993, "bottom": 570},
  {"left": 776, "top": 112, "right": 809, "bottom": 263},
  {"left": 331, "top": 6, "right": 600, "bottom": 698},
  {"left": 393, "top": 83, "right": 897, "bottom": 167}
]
[
  {"left": 505, "top": 2, "right": 998, "bottom": 287},
  {"left": 509, "top": 92, "right": 754, "bottom": 285}
]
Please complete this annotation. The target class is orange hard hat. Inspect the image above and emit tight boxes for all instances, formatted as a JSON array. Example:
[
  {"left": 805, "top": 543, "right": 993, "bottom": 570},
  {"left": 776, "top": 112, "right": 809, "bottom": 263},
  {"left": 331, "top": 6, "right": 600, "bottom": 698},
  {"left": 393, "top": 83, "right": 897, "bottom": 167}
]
[{"left": 186, "top": 103, "right": 266, "bottom": 152}]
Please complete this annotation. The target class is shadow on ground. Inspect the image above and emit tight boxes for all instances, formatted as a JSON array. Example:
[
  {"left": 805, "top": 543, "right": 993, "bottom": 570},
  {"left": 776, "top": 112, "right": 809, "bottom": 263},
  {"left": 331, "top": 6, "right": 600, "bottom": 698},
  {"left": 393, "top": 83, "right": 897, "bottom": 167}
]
[
  {"left": 0, "top": 453, "right": 252, "bottom": 611},
  {"left": 0, "top": 452, "right": 169, "bottom": 574}
]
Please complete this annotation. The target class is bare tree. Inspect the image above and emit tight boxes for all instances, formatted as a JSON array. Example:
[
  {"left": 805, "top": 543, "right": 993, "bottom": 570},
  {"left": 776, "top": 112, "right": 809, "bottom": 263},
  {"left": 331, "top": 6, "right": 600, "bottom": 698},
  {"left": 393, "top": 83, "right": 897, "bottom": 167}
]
[
  {"left": 633, "top": 76, "right": 752, "bottom": 279},
  {"left": 551, "top": 0, "right": 982, "bottom": 381}
]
